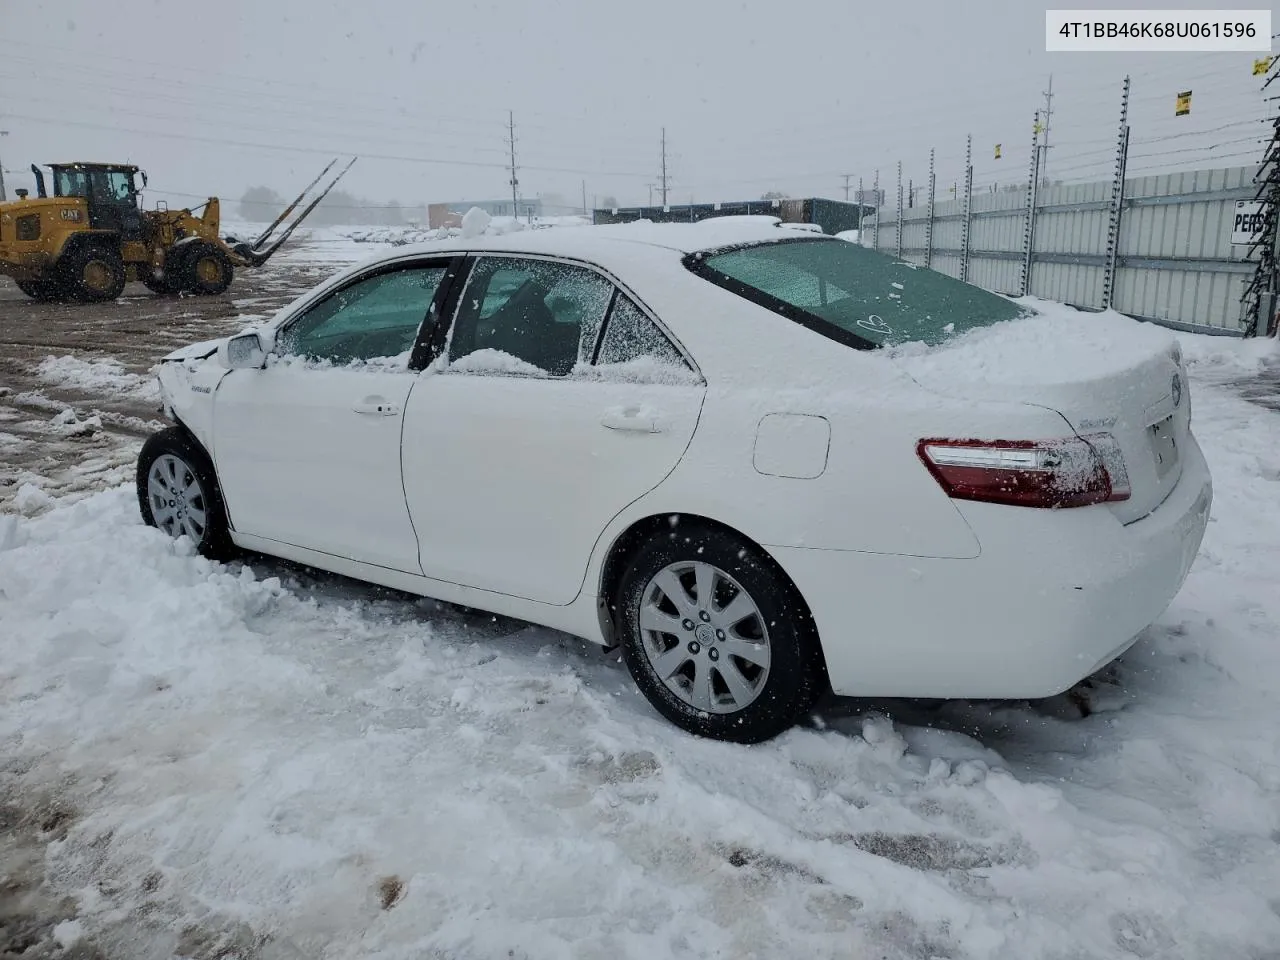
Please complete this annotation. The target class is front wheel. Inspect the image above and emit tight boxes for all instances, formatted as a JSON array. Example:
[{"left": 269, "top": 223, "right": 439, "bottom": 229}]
[
  {"left": 136, "top": 427, "right": 236, "bottom": 561},
  {"left": 15, "top": 278, "right": 63, "bottom": 302},
  {"left": 614, "top": 524, "right": 827, "bottom": 743},
  {"left": 180, "top": 242, "right": 234, "bottom": 296}
]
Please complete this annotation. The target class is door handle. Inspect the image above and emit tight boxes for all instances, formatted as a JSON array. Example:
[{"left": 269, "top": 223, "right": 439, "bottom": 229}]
[
  {"left": 353, "top": 396, "right": 400, "bottom": 416},
  {"left": 601, "top": 406, "right": 660, "bottom": 433}
]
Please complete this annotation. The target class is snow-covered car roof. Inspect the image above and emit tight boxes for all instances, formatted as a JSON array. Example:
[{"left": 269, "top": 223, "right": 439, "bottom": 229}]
[{"left": 368, "top": 217, "right": 816, "bottom": 267}]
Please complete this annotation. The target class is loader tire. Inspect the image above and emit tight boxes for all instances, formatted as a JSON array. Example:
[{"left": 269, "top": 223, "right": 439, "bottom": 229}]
[
  {"left": 60, "top": 245, "right": 126, "bottom": 303},
  {"left": 141, "top": 268, "right": 181, "bottom": 296},
  {"left": 15, "top": 279, "right": 63, "bottom": 302},
  {"left": 181, "top": 243, "right": 234, "bottom": 296},
  {"left": 147, "top": 242, "right": 196, "bottom": 296}
]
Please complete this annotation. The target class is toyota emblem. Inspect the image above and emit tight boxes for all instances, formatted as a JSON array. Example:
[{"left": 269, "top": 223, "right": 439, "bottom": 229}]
[{"left": 1171, "top": 373, "right": 1183, "bottom": 408}]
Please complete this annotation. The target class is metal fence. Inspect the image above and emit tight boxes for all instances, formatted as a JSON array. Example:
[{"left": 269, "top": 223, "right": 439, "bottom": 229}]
[{"left": 863, "top": 163, "right": 1263, "bottom": 334}]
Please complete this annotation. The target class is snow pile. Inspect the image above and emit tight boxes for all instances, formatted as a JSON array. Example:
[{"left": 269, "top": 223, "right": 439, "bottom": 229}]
[
  {"left": 266, "top": 351, "right": 413, "bottom": 373},
  {"left": 446, "top": 348, "right": 545, "bottom": 377},
  {"left": 459, "top": 206, "right": 492, "bottom": 239},
  {"left": 36, "top": 355, "right": 160, "bottom": 402},
  {"left": 11, "top": 482, "right": 53, "bottom": 516},
  {"left": 1, "top": 338, "right": 1279, "bottom": 956},
  {"left": 1175, "top": 329, "right": 1280, "bottom": 382},
  {"left": 50, "top": 407, "right": 103, "bottom": 437},
  {"left": 572, "top": 356, "right": 703, "bottom": 385}
]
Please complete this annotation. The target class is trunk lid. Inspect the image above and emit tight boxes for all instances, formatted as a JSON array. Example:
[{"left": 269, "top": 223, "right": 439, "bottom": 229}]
[{"left": 891, "top": 311, "right": 1189, "bottom": 524}]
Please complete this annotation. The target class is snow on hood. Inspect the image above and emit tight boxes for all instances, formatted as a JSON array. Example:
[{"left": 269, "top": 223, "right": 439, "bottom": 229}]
[{"left": 888, "top": 299, "right": 1178, "bottom": 390}]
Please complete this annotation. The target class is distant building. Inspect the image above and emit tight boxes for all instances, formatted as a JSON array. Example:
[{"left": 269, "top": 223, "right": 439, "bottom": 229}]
[
  {"left": 426, "top": 198, "right": 543, "bottom": 227},
  {"left": 592, "top": 197, "right": 871, "bottom": 236}
]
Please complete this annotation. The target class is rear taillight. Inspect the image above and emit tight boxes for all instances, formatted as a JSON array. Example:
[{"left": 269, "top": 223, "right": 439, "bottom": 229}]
[{"left": 917, "top": 434, "right": 1131, "bottom": 508}]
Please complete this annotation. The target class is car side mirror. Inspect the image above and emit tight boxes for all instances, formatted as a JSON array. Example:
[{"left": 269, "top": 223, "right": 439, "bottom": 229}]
[{"left": 219, "top": 332, "right": 267, "bottom": 370}]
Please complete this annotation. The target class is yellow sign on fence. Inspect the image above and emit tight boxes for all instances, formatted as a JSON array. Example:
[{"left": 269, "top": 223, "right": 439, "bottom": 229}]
[
  {"left": 1254, "top": 56, "right": 1274, "bottom": 76},
  {"left": 994, "top": 143, "right": 1002, "bottom": 159},
  {"left": 1175, "top": 90, "right": 1192, "bottom": 116}
]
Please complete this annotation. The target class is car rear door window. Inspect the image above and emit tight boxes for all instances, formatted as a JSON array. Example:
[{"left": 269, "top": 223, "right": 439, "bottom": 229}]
[
  {"left": 595, "top": 294, "right": 693, "bottom": 376},
  {"left": 447, "top": 256, "right": 614, "bottom": 377},
  {"left": 277, "top": 266, "right": 447, "bottom": 366}
]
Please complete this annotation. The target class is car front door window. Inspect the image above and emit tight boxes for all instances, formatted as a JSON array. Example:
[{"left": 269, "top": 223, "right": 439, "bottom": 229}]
[
  {"left": 278, "top": 266, "right": 447, "bottom": 367},
  {"left": 447, "top": 257, "right": 614, "bottom": 377}
]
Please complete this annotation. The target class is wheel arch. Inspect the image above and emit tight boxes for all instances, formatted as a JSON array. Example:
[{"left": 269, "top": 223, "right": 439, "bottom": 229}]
[
  {"left": 595, "top": 512, "right": 828, "bottom": 680},
  {"left": 55, "top": 229, "right": 121, "bottom": 261},
  {"left": 160, "top": 413, "right": 236, "bottom": 532}
]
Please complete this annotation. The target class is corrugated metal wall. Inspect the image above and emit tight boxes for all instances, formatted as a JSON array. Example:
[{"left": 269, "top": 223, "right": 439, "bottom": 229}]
[{"left": 864, "top": 163, "right": 1262, "bottom": 334}]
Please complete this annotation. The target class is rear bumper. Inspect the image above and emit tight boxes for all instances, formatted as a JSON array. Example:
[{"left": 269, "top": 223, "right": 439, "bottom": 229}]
[{"left": 773, "top": 433, "right": 1212, "bottom": 699}]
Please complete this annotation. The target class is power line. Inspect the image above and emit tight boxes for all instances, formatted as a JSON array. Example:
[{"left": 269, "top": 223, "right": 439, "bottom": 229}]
[{"left": 0, "top": 110, "right": 652, "bottom": 179}]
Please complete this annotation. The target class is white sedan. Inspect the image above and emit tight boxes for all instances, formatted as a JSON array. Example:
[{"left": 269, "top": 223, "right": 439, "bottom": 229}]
[{"left": 138, "top": 218, "right": 1212, "bottom": 742}]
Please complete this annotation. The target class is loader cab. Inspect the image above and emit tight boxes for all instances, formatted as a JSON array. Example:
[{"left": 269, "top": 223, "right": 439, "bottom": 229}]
[{"left": 49, "top": 163, "right": 146, "bottom": 240}]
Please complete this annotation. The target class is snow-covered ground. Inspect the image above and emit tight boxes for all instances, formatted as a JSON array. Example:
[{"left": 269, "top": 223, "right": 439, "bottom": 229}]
[
  {"left": 221, "top": 215, "right": 594, "bottom": 267},
  {"left": 2, "top": 235, "right": 1279, "bottom": 957}
]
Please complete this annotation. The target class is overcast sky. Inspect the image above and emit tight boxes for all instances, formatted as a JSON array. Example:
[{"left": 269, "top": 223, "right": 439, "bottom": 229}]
[{"left": 1, "top": 0, "right": 1273, "bottom": 216}]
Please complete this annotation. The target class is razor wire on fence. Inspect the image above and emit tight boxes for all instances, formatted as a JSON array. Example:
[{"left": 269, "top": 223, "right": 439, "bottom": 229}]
[{"left": 858, "top": 60, "right": 1277, "bottom": 336}]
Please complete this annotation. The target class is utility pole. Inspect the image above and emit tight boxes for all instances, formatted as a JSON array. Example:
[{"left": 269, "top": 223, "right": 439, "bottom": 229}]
[
  {"left": 645, "top": 183, "right": 655, "bottom": 206},
  {"left": 659, "top": 128, "right": 670, "bottom": 206},
  {"left": 842, "top": 173, "right": 853, "bottom": 201},
  {"left": 581, "top": 180, "right": 587, "bottom": 215},
  {"left": 506, "top": 110, "right": 519, "bottom": 217},
  {"left": 0, "top": 130, "right": 8, "bottom": 202},
  {"left": 1041, "top": 73, "right": 1055, "bottom": 183}
]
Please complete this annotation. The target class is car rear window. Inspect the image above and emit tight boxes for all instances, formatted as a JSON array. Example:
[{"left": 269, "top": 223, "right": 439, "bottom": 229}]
[{"left": 688, "top": 237, "right": 1030, "bottom": 347}]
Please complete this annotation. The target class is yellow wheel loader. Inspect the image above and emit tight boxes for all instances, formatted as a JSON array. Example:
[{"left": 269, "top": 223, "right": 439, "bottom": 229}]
[{"left": 0, "top": 158, "right": 355, "bottom": 303}]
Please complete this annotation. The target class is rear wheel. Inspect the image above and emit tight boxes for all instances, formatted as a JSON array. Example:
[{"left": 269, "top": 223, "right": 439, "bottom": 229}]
[
  {"left": 15, "top": 278, "right": 63, "bottom": 302},
  {"left": 614, "top": 524, "right": 827, "bottom": 743},
  {"left": 59, "top": 245, "right": 126, "bottom": 302},
  {"left": 180, "top": 242, "right": 234, "bottom": 296},
  {"left": 136, "top": 427, "right": 236, "bottom": 561}
]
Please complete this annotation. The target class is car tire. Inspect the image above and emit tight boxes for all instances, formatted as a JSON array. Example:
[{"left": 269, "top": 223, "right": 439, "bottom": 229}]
[
  {"left": 180, "top": 242, "right": 234, "bottom": 296},
  {"left": 60, "top": 244, "right": 126, "bottom": 302},
  {"left": 614, "top": 523, "right": 827, "bottom": 743},
  {"left": 136, "top": 427, "right": 236, "bottom": 562}
]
